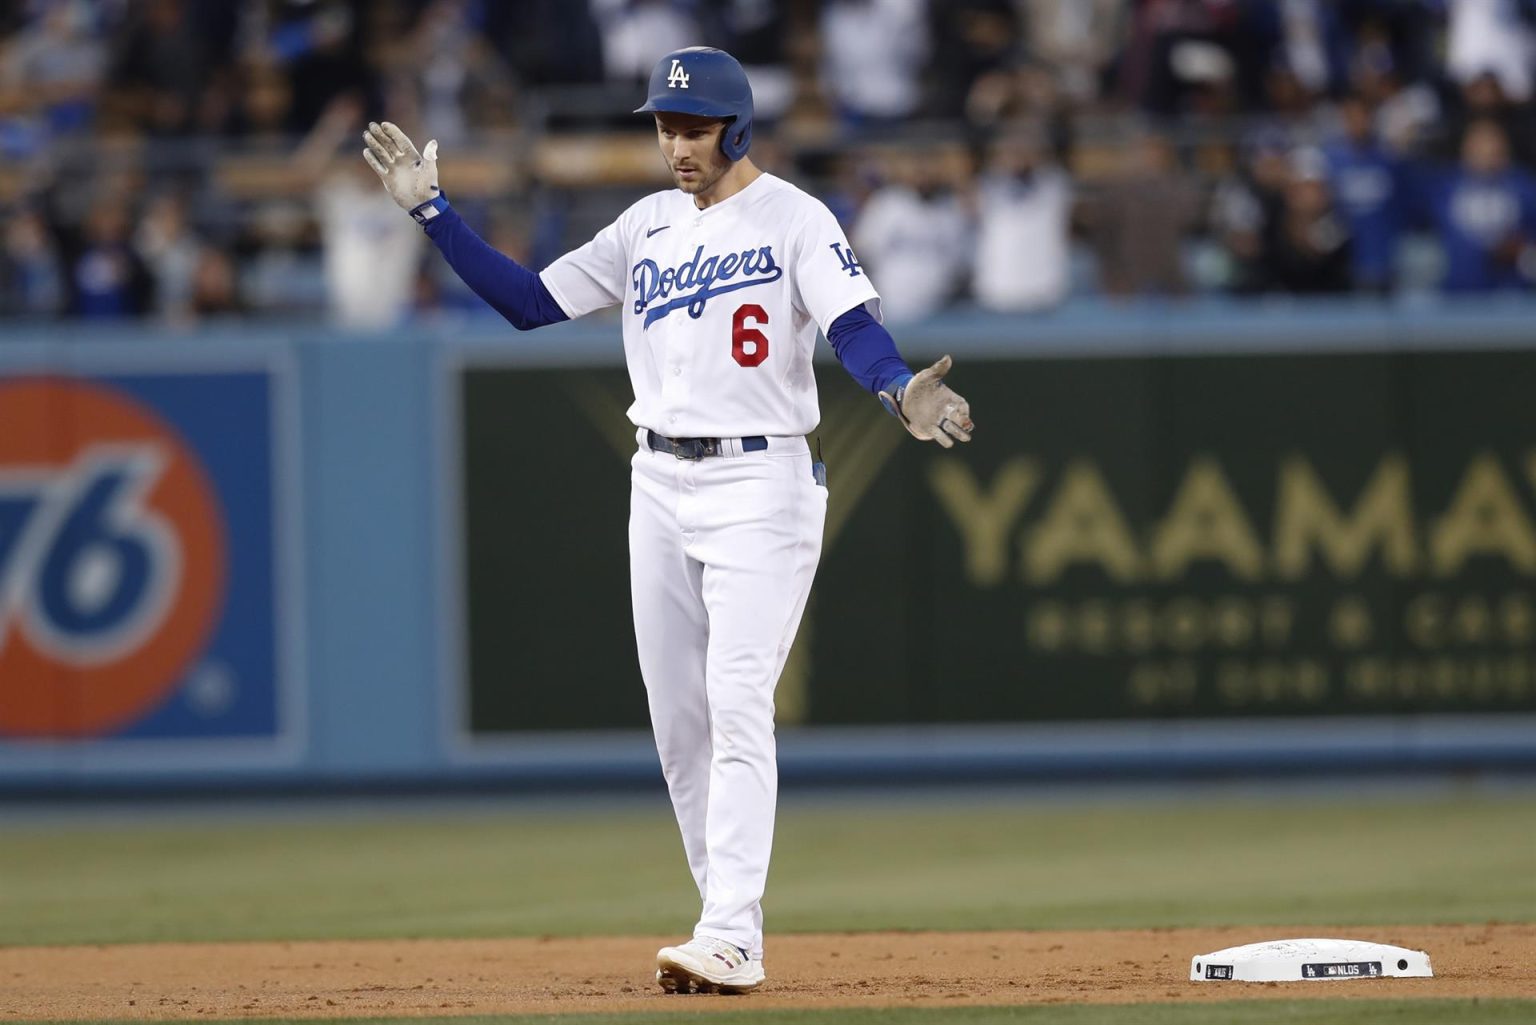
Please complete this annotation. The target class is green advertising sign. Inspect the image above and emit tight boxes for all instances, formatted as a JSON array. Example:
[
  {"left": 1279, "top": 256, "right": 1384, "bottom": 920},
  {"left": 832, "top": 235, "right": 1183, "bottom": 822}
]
[{"left": 460, "top": 350, "right": 1536, "bottom": 732}]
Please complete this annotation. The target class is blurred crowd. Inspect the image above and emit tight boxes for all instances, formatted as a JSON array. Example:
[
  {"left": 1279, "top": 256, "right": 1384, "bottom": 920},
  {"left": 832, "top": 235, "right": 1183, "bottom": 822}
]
[{"left": 6, "top": 0, "right": 1536, "bottom": 327}]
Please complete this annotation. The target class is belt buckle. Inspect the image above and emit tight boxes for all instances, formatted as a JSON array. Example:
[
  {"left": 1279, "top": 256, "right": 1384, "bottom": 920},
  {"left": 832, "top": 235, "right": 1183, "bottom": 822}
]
[{"left": 672, "top": 439, "right": 706, "bottom": 460}]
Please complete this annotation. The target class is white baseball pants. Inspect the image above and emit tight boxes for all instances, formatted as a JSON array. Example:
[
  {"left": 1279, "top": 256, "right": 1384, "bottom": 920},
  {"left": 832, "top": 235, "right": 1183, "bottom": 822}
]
[{"left": 628, "top": 431, "right": 826, "bottom": 960}]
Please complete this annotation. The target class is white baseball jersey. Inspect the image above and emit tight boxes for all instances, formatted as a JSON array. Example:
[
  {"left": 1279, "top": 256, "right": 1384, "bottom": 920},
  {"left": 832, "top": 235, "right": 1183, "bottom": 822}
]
[{"left": 539, "top": 172, "right": 881, "bottom": 437}]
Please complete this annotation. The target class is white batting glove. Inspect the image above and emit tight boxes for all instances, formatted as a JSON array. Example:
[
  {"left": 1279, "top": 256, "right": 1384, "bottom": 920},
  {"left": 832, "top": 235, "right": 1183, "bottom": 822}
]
[
  {"left": 362, "top": 121, "right": 441, "bottom": 215},
  {"left": 879, "top": 355, "right": 975, "bottom": 448}
]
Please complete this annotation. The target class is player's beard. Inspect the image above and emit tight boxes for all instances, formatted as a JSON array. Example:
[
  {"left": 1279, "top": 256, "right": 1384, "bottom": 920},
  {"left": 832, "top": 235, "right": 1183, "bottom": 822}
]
[{"left": 672, "top": 155, "right": 729, "bottom": 197}]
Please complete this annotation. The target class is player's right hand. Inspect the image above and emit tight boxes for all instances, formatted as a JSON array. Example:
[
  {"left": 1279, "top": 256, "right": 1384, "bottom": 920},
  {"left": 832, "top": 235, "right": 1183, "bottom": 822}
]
[
  {"left": 363, "top": 121, "right": 440, "bottom": 213},
  {"left": 880, "top": 355, "right": 974, "bottom": 448}
]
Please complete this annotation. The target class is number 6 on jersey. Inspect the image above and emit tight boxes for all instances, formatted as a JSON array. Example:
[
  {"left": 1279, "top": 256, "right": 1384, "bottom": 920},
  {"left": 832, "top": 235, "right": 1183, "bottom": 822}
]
[{"left": 731, "top": 304, "right": 769, "bottom": 367}]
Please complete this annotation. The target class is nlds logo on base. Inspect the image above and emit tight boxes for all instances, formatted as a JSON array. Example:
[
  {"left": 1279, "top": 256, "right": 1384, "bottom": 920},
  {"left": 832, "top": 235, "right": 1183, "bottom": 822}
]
[{"left": 0, "top": 377, "right": 227, "bottom": 738}]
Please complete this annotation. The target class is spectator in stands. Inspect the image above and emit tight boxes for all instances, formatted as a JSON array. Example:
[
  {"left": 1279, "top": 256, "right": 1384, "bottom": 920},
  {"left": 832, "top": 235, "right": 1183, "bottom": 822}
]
[
  {"left": 706, "top": 0, "right": 794, "bottom": 124},
  {"left": 972, "top": 129, "right": 1072, "bottom": 311},
  {"left": 102, "top": 0, "right": 209, "bottom": 136},
  {"left": 964, "top": 61, "right": 1067, "bottom": 132},
  {"left": 0, "top": 0, "right": 106, "bottom": 141},
  {"left": 302, "top": 95, "right": 423, "bottom": 329},
  {"left": 1208, "top": 142, "right": 1270, "bottom": 292},
  {"left": 0, "top": 206, "right": 64, "bottom": 317},
  {"left": 1264, "top": 0, "right": 1350, "bottom": 100},
  {"left": 1017, "top": 0, "right": 1125, "bottom": 104},
  {"left": 853, "top": 146, "right": 971, "bottom": 322},
  {"left": 315, "top": 158, "right": 424, "bottom": 329},
  {"left": 238, "top": 199, "right": 314, "bottom": 316},
  {"left": 265, "top": 0, "right": 373, "bottom": 136},
  {"left": 927, "top": 0, "right": 1019, "bottom": 121},
  {"left": 488, "top": 0, "right": 604, "bottom": 87},
  {"left": 820, "top": 0, "right": 929, "bottom": 127},
  {"left": 593, "top": 0, "right": 702, "bottom": 83},
  {"left": 1118, "top": 0, "right": 1269, "bottom": 117},
  {"left": 1324, "top": 93, "right": 1405, "bottom": 293},
  {"left": 67, "top": 194, "right": 154, "bottom": 318},
  {"left": 1440, "top": 70, "right": 1536, "bottom": 170},
  {"left": 1444, "top": 0, "right": 1536, "bottom": 106},
  {"left": 1424, "top": 118, "right": 1536, "bottom": 292},
  {"left": 1354, "top": 39, "right": 1441, "bottom": 159},
  {"left": 134, "top": 193, "right": 202, "bottom": 323},
  {"left": 404, "top": 0, "right": 515, "bottom": 150},
  {"left": 1342, "top": 0, "right": 1439, "bottom": 89},
  {"left": 177, "top": 1, "right": 242, "bottom": 135},
  {"left": 188, "top": 245, "right": 244, "bottom": 318},
  {"left": 1252, "top": 59, "right": 1327, "bottom": 150},
  {"left": 818, "top": 149, "right": 881, "bottom": 229},
  {"left": 1083, "top": 130, "right": 1202, "bottom": 298},
  {"left": 1258, "top": 147, "right": 1353, "bottom": 294},
  {"left": 225, "top": 59, "right": 294, "bottom": 144},
  {"left": 1209, "top": 130, "right": 1295, "bottom": 292}
]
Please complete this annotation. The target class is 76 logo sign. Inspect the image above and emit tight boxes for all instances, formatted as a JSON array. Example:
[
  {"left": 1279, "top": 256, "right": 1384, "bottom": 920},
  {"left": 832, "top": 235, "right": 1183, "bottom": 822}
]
[
  {"left": 0, "top": 446, "right": 180, "bottom": 665},
  {"left": 0, "top": 373, "right": 239, "bottom": 740}
]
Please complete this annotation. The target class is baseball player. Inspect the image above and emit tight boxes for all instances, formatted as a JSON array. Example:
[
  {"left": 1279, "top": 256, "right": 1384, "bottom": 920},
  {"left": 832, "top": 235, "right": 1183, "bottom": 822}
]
[{"left": 364, "top": 46, "right": 973, "bottom": 993}]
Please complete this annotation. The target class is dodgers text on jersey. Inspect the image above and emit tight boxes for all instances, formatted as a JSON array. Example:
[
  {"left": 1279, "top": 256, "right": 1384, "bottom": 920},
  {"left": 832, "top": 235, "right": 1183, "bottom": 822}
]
[{"left": 632, "top": 243, "right": 782, "bottom": 327}]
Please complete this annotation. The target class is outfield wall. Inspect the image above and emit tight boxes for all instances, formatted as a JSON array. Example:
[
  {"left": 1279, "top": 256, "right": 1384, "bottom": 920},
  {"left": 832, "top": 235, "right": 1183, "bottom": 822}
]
[{"left": 2, "top": 299, "right": 1535, "bottom": 791}]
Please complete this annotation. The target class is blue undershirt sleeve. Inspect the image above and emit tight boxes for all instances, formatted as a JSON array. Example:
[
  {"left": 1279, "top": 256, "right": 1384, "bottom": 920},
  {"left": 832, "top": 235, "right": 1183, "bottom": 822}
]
[
  {"left": 826, "top": 305, "right": 913, "bottom": 398},
  {"left": 416, "top": 197, "right": 569, "bottom": 330}
]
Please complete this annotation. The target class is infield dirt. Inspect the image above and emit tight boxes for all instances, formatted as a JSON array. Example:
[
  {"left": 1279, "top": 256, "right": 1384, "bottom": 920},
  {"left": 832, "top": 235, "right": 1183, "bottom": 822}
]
[{"left": 2, "top": 923, "right": 1532, "bottom": 1020}]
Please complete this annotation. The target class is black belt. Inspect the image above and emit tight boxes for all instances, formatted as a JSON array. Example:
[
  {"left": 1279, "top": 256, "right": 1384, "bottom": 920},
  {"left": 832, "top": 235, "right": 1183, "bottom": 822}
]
[{"left": 647, "top": 430, "right": 768, "bottom": 460}]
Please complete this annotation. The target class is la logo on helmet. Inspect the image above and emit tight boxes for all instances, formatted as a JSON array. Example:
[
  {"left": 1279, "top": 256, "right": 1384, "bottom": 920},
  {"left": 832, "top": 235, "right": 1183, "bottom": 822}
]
[{"left": 667, "top": 59, "right": 690, "bottom": 89}]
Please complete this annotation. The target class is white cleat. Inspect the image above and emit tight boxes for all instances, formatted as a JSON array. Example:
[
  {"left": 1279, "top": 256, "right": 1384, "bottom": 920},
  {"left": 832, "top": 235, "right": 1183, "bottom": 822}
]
[{"left": 655, "top": 936, "right": 765, "bottom": 994}]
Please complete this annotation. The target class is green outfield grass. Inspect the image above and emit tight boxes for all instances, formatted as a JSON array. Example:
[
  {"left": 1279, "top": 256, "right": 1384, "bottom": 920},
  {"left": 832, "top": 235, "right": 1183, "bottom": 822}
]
[
  {"left": 1, "top": 791, "right": 1532, "bottom": 946},
  {"left": 24, "top": 1000, "right": 1536, "bottom": 1025}
]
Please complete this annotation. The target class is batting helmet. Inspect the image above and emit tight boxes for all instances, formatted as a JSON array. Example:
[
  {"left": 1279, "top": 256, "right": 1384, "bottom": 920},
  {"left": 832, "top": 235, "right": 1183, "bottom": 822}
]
[{"left": 635, "top": 47, "right": 754, "bottom": 162}]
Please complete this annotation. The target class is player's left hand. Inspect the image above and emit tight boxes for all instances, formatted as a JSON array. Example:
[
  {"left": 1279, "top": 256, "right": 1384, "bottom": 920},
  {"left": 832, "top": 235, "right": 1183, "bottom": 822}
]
[
  {"left": 363, "top": 121, "right": 440, "bottom": 213},
  {"left": 880, "top": 355, "right": 974, "bottom": 448}
]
